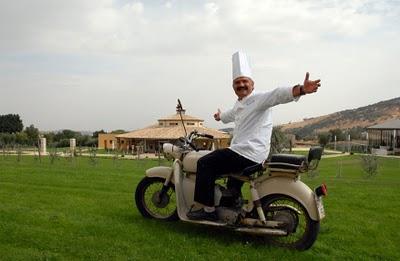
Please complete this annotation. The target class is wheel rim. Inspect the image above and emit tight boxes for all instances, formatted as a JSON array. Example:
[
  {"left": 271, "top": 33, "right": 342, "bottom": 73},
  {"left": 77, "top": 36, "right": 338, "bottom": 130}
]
[
  {"left": 263, "top": 196, "right": 310, "bottom": 247},
  {"left": 142, "top": 180, "right": 177, "bottom": 219}
]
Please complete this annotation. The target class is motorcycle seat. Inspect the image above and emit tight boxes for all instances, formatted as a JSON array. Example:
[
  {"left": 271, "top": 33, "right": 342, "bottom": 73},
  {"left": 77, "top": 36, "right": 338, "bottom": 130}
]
[
  {"left": 220, "top": 154, "right": 308, "bottom": 180},
  {"left": 220, "top": 163, "right": 264, "bottom": 181},
  {"left": 268, "top": 154, "right": 307, "bottom": 170}
]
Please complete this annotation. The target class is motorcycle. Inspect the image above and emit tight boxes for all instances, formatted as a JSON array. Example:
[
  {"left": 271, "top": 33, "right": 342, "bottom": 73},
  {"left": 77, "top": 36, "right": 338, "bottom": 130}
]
[{"left": 135, "top": 101, "right": 327, "bottom": 250}]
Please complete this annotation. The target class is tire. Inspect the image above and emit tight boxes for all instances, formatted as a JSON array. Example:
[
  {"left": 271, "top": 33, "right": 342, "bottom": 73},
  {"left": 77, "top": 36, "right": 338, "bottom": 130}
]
[
  {"left": 261, "top": 194, "right": 320, "bottom": 250},
  {"left": 135, "top": 177, "right": 179, "bottom": 221}
]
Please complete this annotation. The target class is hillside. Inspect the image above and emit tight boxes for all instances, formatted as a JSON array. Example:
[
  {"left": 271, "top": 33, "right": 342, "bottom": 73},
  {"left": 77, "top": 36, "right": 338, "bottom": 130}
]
[{"left": 281, "top": 97, "right": 400, "bottom": 138}]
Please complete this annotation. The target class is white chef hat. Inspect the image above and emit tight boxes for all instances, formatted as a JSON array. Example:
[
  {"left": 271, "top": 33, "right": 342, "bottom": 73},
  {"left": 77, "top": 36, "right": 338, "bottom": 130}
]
[{"left": 232, "top": 51, "right": 252, "bottom": 81}]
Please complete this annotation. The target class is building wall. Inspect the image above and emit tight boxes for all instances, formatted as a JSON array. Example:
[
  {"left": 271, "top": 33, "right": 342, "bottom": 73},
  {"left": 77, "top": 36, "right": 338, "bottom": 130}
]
[
  {"left": 98, "top": 134, "right": 117, "bottom": 149},
  {"left": 116, "top": 137, "right": 230, "bottom": 153}
]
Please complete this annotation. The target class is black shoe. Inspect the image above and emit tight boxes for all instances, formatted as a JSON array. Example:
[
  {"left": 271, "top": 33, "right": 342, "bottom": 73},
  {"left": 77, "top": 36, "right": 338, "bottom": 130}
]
[{"left": 187, "top": 208, "right": 218, "bottom": 221}]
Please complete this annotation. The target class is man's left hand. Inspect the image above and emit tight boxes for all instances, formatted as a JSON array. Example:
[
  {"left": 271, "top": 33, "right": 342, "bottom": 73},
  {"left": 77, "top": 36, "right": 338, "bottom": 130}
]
[{"left": 303, "top": 72, "right": 321, "bottom": 93}]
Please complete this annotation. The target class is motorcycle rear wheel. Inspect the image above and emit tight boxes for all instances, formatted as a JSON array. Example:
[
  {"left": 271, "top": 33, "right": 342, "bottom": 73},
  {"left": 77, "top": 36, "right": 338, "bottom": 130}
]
[
  {"left": 261, "top": 194, "right": 320, "bottom": 250},
  {"left": 135, "top": 177, "right": 179, "bottom": 221}
]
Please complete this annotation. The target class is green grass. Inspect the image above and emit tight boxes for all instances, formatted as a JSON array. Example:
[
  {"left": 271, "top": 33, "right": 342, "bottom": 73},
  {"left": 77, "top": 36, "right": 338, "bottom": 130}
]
[{"left": 1, "top": 155, "right": 399, "bottom": 260}]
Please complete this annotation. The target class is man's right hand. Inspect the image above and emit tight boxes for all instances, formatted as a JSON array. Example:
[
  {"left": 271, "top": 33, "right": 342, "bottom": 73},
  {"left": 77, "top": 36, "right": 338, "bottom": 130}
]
[{"left": 214, "top": 109, "right": 221, "bottom": 121}]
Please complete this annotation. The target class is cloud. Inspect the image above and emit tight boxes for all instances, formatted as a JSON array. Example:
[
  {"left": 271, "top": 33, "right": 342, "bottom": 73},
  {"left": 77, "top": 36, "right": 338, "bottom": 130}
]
[
  {"left": 205, "top": 2, "right": 219, "bottom": 15},
  {"left": 165, "top": 1, "right": 172, "bottom": 9},
  {"left": 0, "top": 0, "right": 391, "bottom": 55}
]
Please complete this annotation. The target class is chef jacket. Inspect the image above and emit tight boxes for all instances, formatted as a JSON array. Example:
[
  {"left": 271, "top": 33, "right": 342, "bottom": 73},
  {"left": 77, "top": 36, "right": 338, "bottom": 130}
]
[{"left": 220, "top": 86, "right": 299, "bottom": 163}]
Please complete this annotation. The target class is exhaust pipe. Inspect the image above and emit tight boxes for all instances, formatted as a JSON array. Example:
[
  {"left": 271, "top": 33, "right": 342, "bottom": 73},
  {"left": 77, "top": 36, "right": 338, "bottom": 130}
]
[{"left": 235, "top": 227, "right": 287, "bottom": 236}]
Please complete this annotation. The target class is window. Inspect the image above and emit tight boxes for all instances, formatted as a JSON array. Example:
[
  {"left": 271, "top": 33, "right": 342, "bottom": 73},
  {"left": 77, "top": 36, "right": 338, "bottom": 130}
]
[
  {"left": 159, "top": 122, "right": 163, "bottom": 126},
  {"left": 169, "top": 122, "right": 178, "bottom": 126},
  {"left": 109, "top": 140, "right": 113, "bottom": 144},
  {"left": 186, "top": 122, "right": 195, "bottom": 126}
]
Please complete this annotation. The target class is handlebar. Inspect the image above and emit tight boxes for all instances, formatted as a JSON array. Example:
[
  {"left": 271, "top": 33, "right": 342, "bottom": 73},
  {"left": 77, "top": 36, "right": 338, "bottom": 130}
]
[
  {"left": 198, "top": 133, "right": 214, "bottom": 139},
  {"left": 177, "top": 131, "right": 214, "bottom": 152}
]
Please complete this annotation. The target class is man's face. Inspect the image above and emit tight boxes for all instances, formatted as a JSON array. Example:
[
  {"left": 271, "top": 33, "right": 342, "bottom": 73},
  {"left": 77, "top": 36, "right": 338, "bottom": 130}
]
[{"left": 233, "top": 77, "right": 254, "bottom": 100}]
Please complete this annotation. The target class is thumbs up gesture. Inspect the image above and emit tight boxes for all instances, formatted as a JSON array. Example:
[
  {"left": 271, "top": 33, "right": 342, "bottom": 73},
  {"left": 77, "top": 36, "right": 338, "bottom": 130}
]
[{"left": 214, "top": 109, "right": 221, "bottom": 121}]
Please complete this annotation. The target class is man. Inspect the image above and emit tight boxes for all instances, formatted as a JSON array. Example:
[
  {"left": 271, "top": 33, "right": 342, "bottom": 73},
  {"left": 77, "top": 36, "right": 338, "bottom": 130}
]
[{"left": 187, "top": 51, "right": 321, "bottom": 221}]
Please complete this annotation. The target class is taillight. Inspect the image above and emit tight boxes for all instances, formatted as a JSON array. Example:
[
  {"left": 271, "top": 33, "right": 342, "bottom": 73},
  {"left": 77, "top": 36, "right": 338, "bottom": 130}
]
[{"left": 315, "top": 183, "right": 327, "bottom": 197}]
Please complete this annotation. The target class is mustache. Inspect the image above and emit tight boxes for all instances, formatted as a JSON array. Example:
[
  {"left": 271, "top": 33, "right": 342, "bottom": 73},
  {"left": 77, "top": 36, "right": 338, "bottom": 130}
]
[{"left": 236, "top": 86, "right": 249, "bottom": 91}]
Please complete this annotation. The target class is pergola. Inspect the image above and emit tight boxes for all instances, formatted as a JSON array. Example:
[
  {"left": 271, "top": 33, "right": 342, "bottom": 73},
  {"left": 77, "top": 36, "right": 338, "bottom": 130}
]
[{"left": 367, "top": 119, "right": 400, "bottom": 155}]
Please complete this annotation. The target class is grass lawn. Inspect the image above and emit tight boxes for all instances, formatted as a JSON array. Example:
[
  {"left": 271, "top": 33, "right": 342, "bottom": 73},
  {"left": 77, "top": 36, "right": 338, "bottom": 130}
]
[{"left": 1, "top": 154, "right": 399, "bottom": 260}]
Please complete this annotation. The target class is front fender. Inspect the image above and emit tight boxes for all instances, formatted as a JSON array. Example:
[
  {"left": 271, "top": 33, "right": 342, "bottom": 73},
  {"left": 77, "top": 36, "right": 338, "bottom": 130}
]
[
  {"left": 145, "top": 166, "right": 174, "bottom": 183},
  {"left": 255, "top": 176, "right": 321, "bottom": 221}
]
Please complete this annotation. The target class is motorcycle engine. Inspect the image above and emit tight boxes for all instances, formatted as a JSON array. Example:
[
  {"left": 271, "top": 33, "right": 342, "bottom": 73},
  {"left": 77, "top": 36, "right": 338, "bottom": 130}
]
[
  {"left": 216, "top": 207, "right": 241, "bottom": 225},
  {"left": 215, "top": 186, "right": 244, "bottom": 225}
]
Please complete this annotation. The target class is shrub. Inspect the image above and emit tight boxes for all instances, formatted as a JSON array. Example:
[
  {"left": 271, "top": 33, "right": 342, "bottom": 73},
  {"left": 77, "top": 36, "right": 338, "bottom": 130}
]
[{"left": 360, "top": 154, "right": 379, "bottom": 178}]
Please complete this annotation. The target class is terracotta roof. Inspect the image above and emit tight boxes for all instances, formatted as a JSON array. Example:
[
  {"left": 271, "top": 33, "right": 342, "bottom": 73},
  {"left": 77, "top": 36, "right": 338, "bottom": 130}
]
[
  {"left": 367, "top": 119, "right": 400, "bottom": 130},
  {"left": 158, "top": 113, "right": 203, "bottom": 122},
  {"left": 116, "top": 126, "right": 230, "bottom": 139}
]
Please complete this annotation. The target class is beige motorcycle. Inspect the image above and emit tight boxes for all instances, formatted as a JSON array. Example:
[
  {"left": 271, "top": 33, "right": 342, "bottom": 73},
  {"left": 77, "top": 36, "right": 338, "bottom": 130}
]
[{"left": 135, "top": 103, "right": 327, "bottom": 250}]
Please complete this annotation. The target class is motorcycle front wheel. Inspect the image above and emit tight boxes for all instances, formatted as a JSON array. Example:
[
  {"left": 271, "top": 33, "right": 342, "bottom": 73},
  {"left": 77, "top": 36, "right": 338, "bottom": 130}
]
[
  {"left": 261, "top": 194, "right": 320, "bottom": 250},
  {"left": 135, "top": 177, "right": 179, "bottom": 221}
]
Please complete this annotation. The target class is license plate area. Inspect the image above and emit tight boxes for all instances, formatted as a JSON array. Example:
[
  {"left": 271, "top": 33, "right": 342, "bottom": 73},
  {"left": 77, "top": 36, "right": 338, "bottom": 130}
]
[{"left": 314, "top": 195, "right": 325, "bottom": 219}]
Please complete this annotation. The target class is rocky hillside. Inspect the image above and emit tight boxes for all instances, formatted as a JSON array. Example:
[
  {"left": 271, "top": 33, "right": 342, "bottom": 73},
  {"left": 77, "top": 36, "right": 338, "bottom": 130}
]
[{"left": 281, "top": 97, "right": 400, "bottom": 138}]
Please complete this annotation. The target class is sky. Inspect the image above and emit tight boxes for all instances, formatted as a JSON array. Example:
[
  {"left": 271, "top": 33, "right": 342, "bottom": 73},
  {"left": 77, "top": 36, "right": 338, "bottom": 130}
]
[{"left": 0, "top": 0, "right": 399, "bottom": 132}]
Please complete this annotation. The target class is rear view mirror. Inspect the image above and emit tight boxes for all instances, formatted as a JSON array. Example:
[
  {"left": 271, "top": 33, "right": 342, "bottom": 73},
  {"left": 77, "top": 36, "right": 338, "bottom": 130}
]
[
  {"left": 307, "top": 147, "right": 323, "bottom": 170},
  {"left": 308, "top": 147, "right": 323, "bottom": 162}
]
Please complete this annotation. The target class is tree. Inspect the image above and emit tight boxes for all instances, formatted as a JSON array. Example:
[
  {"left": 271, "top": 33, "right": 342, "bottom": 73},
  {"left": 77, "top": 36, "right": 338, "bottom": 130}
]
[
  {"left": 329, "top": 128, "right": 346, "bottom": 141},
  {"left": 54, "top": 129, "right": 78, "bottom": 142},
  {"left": 318, "top": 132, "right": 331, "bottom": 147},
  {"left": 77, "top": 135, "right": 90, "bottom": 146},
  {"left": 16, "top": 132, "right": 28, "bottom": 145},
  {"left": 24, "top": 124, "right": 39, "bottom": 145},
  {"left": 92, "top": 129, "right": 106, "bottom": 138},
  {"left": 43, "top": 132, "right": 55, "bottom": 146},
  {"left": 0, "top": 133, "right": 16, "bottom": 145},
  {"left": 348, "top": 126, "right": 364, "bottom": 140},
  {"left": 85, "top": 137, "right": 97, "bottom": 147},
  {"left": 111, "top": 129, "right": 126, "bottom": 134},
  {"left": 61, "top": 129, "right": 77, "bottom": 139},
  {"left": 360, "top": 155, "right": 379, "bottom": 178},
  {"left": 270, "top": 126, "right": 288, "bottom": 156},
  {"left": 0, "top": 114, "right": 23, "bottom": 133}
]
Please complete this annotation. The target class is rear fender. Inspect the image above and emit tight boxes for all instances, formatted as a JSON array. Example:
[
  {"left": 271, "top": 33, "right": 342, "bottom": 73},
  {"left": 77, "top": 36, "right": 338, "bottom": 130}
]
[
  {"left": 145, "top": 166, "right": 174, "bottom": 184},
  {"left": 255, "top": 176, "right": 321, "bottom": 221}
]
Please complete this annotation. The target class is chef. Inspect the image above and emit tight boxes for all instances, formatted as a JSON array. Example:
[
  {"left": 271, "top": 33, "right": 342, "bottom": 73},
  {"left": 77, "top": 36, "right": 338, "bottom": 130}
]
[{"left": 187, "top": 51, "right": 321, "bottom": 221}]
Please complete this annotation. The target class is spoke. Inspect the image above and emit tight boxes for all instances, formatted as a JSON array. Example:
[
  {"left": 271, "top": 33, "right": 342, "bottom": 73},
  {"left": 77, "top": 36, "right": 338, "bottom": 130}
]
[
  {"left": 143, "top": 181, "right": 176, "bottom": 219},
  {"left": 264, "top": 196, "right": 309, "bottom": 247}
]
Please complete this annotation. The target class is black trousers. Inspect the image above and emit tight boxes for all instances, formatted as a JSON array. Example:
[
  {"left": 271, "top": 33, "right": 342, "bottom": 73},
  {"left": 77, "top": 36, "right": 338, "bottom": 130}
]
[{"left": 194, "top": 148, "right": 257, "bottom": 207}]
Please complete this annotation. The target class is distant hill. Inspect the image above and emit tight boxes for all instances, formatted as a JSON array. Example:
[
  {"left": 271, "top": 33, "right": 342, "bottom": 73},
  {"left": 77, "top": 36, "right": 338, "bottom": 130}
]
[{"left": 281, "top": 97, "right": 400, "bottom": 138}]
